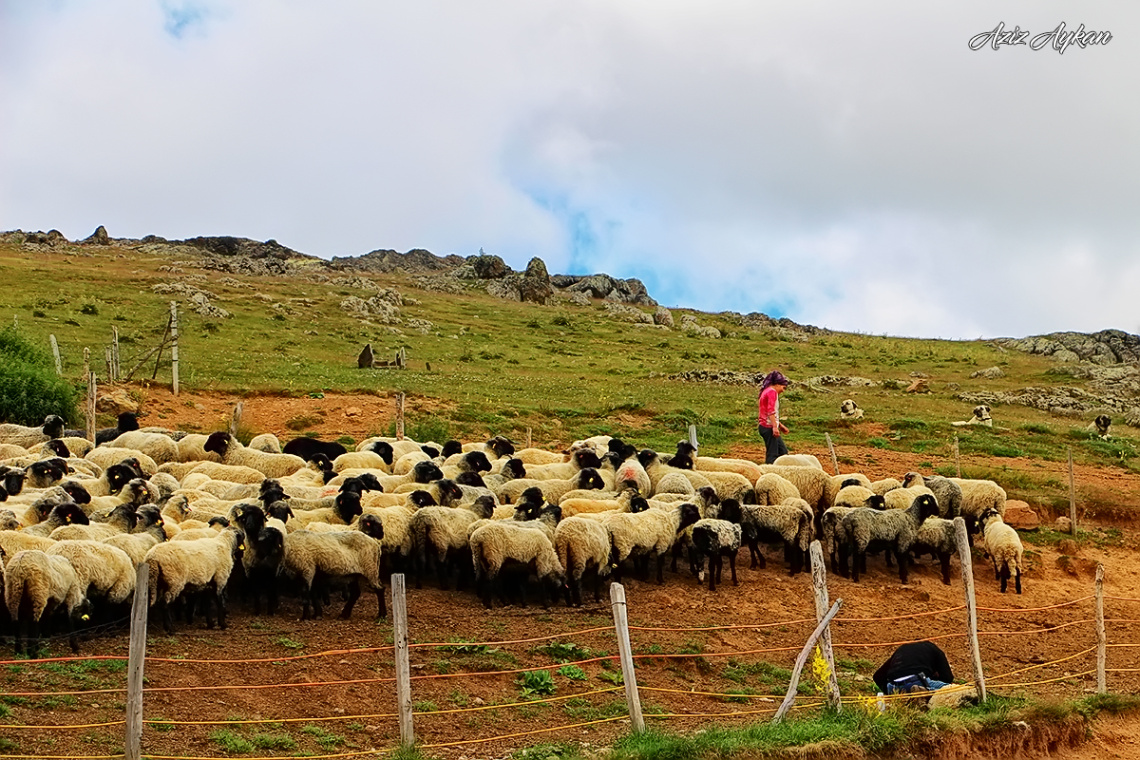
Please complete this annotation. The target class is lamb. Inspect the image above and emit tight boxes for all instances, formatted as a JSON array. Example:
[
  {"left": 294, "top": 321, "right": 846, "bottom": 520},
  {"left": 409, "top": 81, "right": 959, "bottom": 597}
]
[
  {"left": 5, "top": 548, "right": 92, "bottom": 654},
  {"left": 47, "top": 540, "right": 136, "bottom": 605},
  {"left": 773, "top": 454, "right": 824, "bottom": 470},
  {"left": 105, "top": 431, "right": 179, "bottom": 465},
  {"left": 469, "top": 511, "right": 565, "bottom": 609},
  {"left": 911, "top": 516, "right": 958, "bottom": 586},
  {"left": 278, "top": 518, "right": 386, "bottom": 620},
  {"left": 554, "top": 515, "right": 613, "bottom": 606},
  {"left": 604, "top": 502, "right": 701, "bottom": 584},
  {"left": 949, "top": 478, "right": 1007, "bottom": 535},
  {"left": 901, "top": 473, "right": 962, "bottom": 519},
  {"left": 145, "top": 526, "right": 245, "bottom": 632},
  {"left": 738, "top": 501, "right": 811, "bottom": 575},
  {"left": 496, "top": 468, "right": 606, "bottom": 505},
  {"left": 203, "top": 432, "right": 308, "bottom": 479},
  {"left": 840, "top": 399, "right": 864, "bottom": 420},
  {"left": 0, "top": 414, "right": 66, "bottom": 449},
  {"left": 882, "top": 484, "right": 936, "bottom": 511},
  {"left": 688, "top": 499, "right": 744, "bottom": 591},
  {"left": 978, "top": 508, "right": 1024, "bottom": 594},
  {"left": 409, "top": 496, "right": 496, "bottom": 589},
  {"left": 951, "top": 404, "right": 993, "bottom": 428},
  {"left": 839, "top": 493, "right": 940, "bottom": 584}
]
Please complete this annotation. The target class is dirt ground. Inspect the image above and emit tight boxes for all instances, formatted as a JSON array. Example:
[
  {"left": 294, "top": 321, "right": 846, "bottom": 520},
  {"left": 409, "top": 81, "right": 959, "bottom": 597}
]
[{"left": 5, "top": 389, "right": 1140, "bottom": 759}]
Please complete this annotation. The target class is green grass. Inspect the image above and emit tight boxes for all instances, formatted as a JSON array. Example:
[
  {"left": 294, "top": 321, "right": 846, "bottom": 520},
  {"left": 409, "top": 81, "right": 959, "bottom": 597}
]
[
  {"left": 301, "top": 723, "right": 347, "bottom": 750},
  {"left": 517, "top": 669, "right": 557, "bottom": 697},
  {"left": 209, "top": 728, "right": 254, "bottom": 753},
  {"left": 250, "top": 732, "right": 296, "bottom": 750}
]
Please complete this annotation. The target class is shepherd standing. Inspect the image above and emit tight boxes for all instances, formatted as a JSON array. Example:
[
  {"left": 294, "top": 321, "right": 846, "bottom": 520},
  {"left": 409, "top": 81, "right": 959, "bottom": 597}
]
[{"left": 757, "top": 370, "right": 791, "bottom": 464}]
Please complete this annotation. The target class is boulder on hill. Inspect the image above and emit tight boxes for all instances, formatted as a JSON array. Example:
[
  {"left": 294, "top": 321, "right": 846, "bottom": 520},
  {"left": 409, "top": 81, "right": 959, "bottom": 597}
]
[{"left": 83, "top": 225, "right": 110, "bottom": 245}]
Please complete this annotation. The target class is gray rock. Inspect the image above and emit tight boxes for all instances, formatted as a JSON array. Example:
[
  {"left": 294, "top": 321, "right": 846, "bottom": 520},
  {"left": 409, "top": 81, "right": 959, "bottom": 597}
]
[
  {"left": 653, "top": 306, "right": 675, "bottom": 328},
  {"left": 83, "top": 225, "right": 110, "bottom": 245},
  {"left": 970, "top": 366, "right": 1004, "bottom": 379},
  {"left": 995, "top": 330, "right": 1140, "bottom": 366},
  {"left": 469, "top": 254, "right": 511, "bottom": 279},
  {"left": 804, "top": 375, "right": 878, "bottom": 388},
  {"left": 519, "top": 258, "right": 553, "bottom": 304},
  {"left": 603, "top": 302, "right": 654, "bottom": 324}
]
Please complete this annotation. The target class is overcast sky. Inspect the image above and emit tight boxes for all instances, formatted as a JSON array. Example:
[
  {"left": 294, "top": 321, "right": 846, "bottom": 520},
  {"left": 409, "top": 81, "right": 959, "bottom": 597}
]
[{"left": 2, "top": 1, "right": 1136, "bottom": 340}]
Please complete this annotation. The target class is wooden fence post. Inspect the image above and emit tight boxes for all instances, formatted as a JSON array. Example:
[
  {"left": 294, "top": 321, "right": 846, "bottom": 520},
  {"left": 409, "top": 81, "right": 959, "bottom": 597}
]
[
  {"left": 83, "top": 347, "right": 90, "bottom": 387},
  {"left": 809, "top": 542, "right": 841, "bottom": 710},
  {"left": 391, "top": 574, "right": 414, "bottom": 747},
  {"left": 49, "top": 335, "right": 62, "bottom": 376},
  {"left": 1096, "top": 563, "right": 1106, "bottom": 694},
  {"left": 1068, "top": 447, "right": 1077, "bottom": 535},
  {"left": 609, "top": 583, "right": 645, "bottom": 733},
  {"left": 953, "top": 435, "right": 961, "bottom": 478},
  {"left": 230, "top": 402, "right": 244, "bottom": 437},
  {"left": 773, "top": 600, "right": 842, "bottom": 723},
  {"left": 526, "top": 427, "right": 532, "bottom": 449},
  {"left": 169, "top": 302, "right": 179, "bottom": 395},
  {"left": 125, "top": 563, "right": 149, "bottom": 760},
  {"left": 396, "top": 393, "right": 405, "bottom": 440},
  {"left": 86, "top": 372, "right": 97, "bottom": 443},
  {"left": 688, "top": 424, "right": 699, "bottom": 452},
  {"left": 112, "top": 325, "right": 121, "bottom": 381},
  {"left": 105, "top": 346, "right": 114, "bottom": 382},
  {"left": 825, "top": 434, "right": 839, "bottom": 475},
  {"left": 953, "top": 517, "right": 986, "bottom": 702}
]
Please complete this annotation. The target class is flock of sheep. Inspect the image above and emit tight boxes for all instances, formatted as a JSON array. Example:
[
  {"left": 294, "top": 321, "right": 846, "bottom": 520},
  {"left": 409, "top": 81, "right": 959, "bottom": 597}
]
[{"left": 0, "top": 411, "right": 1024, "bottom": 655}]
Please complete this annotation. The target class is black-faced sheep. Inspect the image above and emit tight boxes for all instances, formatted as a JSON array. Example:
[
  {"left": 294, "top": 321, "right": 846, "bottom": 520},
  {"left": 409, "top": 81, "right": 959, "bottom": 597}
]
[
  {"left": 144, "top": 526, "right": 245, "bottom": 632},
  {"left": 283, "top": 436, "right": 349, "bottom": 463},
  {"left": 105, "top": 431, "right": 180, "bottom": 466},
  {"left": 204, "top": 432, "right": 308, "bottom": 479},
  {"left": 949, "top": 478, "right": 1007, "bottom": 535},
  {"left": 978, "top": 508, "right": 1023, "bottom": 594},
  {"left": 554, "top": 515, "right": 613, "bottom": 606},
  {"left": 0, "top": 415, "right": 66, "bottom": 449},
  {"left": 47, "top": 540, "right": 136, "bottom": 607},
  {"left": 738, "top": 501, "right": 810, "bottom": 575},
  {"left": 21, "top": 500, "right": 89, "bottom": 537},
  {"left": 231, "top": 502, "right": 288, "bottom": 615},
  {"left": 901, "top": 472, "right": 962, "bottom": 519},
  {"left": 604, "top": 502, "right": 701, "bottom": 585},
  {"left": 278, "top": 516, "right": 386, "bottom": 621},
  {"left": 840, "top": 494, "right": 940, "bottom": 584},
  {"left": 496, "top": 468, "right": 606, "bottom": 505},
  {"left": 469, "top": 508, "right": 565, "bottom": 609},
  {"left": 688, "top": 499, "right": 744, "bottom": 591},
  {"left": 5, "top": 548, "right": 92, "bottom": 654},
  {"left": 409, "top": 496, "right": 496, "bottom": 590},
  {"left": 911, "top": 516, "right": 957, "bottom": 586}
]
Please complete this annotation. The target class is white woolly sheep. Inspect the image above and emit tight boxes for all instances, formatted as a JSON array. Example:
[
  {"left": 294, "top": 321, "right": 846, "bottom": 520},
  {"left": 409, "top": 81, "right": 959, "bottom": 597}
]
[
  {"left": 823, "top": 473, "right": 873, "bottom": 507},
  {"left": 978, "top": 508, "right": 1023, "bottom": 594},
  {"left": 553, "top": 515, "right": 613, "bottom": 606},
  {"left": 870, "top": 478, "right": 902, "bottom": 496},
  {"left": 949, "top": 478, "right": 1007, "bottom": 535},
  {"left": 173, "top": 433, "right": 223, "bottom": 463},
  {"left": 839, "top": 493, "right": 940, "bottom": 584},
  {"left": 882, "top": 485, "right": 936, "bottom": 511},
  {"left": 496, "top": 468, "right": 606, "bottom": 505},
  {"left": 105, "top": 431, "right": 179, "bottom": 465},
  {"left": 203, "top": 432, "right": 308, "bottom": 479},
  {"left": 738, "top": 501, "right": 810, "bottom": 575},
  {"left": 21, "top": 501, "right": 89, "bottom": 537},
  {"left": 604, "top": 502, "right": 701, "bottom": 585},
  {"left": 469, "top": 513, "right": 565, "bottom": 609},
  {"left": 754, "top": 473, "right": 800, "bottom": 506},
  {"left": 248, "top": 433, "right": 283, "bottom": 453},
  {"left": 85, "top": 447, "right": 159, "bottom": 476},
  {"left": 52, "top": 503, "right": 138, "bottom": 541},
  {"left": 410, "top": 496, "right": 495, "bottom": 590},
  {"left": 279, "top": 518, "right": 386, "bottom": 620},
  {"left": 47, "top": 540, "right": 136, "bottom": 605},
  {"left": 0, "top": 415, "right": 66, "bottom": 449},
  {"left": 757, "top": 465, "right": 830, "bottom": 513},
  {"left": 5, "top": 548, "right": 91, "bottom": 654},
  {"left": 773, "top": 454, "right": 824, "bottom": 470},
  {"left": 901, "top": 473, "right": 962, "bottom": 519},
  {"left": 104, "top": 518, "right": 168, "bottom": 567},
  {"left": 145, "top": 526, "right": 245, "bottom": 632},
  {"left": 0, "top": 532, "right": 56, "bottom": 567}
]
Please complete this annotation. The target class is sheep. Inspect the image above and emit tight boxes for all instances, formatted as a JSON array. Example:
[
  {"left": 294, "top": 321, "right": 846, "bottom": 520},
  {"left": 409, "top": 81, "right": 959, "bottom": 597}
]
[
  {"left": 1088, "top": 414, "right": 1112, "bottom": 440},
  {"left": 496, "top": 468, "right": 606, "bottom": 505},
  {"left": 0, "top": 443, "right": 29, "bottom": 460},
  {"left": 901, "top": 473, "right": 962, "bottom": 519},
  {"left": 105, "top": 431, "right": 179, "bottom": 465},
  {"left": 52, "top": 504, "right": 138, "bottom": 541},
  {"left": 332, "top": 449, "right": 393, "bottom": 474},
  {"left": 469, "top": 512, "right": 565, "bottom": 609},
  {"left": 439, "top": 450, "right": 493, "bottom": 481},
  {"left": 104, "top": 517, "right": 167, "bottom": 567},
  {"left": 512, "top": 447, "right": 569, "bottom": 465},
  {"left": 230, "top": 503, "right": 288, "bottom": 615},
  {"left": 409, "top": 496, "right": 496, "bottom": 589},
  {"left": 756, "top": 465, "right": 830, "bottom": 513},
  {"left": 283, "top": 436, "right": 349, "bottom": 463},
  {"left": 821, "top": 488, "right": 887, "bottom": 576},
  {"left": 175, "top": 461, "right": 268, "bottom": 484},
  {"left": 86, "top": 447, "right": 159, "bottom": 476},
  {"left": 0, "top": 414, "right": 66, "bottom": 449},
  {"left": 654, "top": 471, "right": 697, "bottom": 497},
  {"left": 870, "top": 478, "right": 903, "bottom": 496},
  {"left": 553, "top": 516, "right": 614, "bottom": 606},
  {"left": 204, "top": 432, "right": 308, "bottom": 479},
  {"left": 978, "top": 508, "right": 1024, "bottom": 594},
  {"left": 5, "top": 548, "right": 92, "bottom": 654},
  {"left": 21, "top": 501, "right": 89, "bottom": 537},
  {"left": 738, "top": 501, "right": 810, "bottom": 575},
  {"left": 174, "top": 433, "right": 223, "bottom": 463},
  {"left": 911, "top": 516, "right": 957, "bottom": 586},
  {"left": 145, "top": 526, "right": 245, "bottom": 632},
  {"left": 604, "top": 502, "right": 701, "bottom": 585},
  {"left": 949, "top": 478, "right": 1007, "bottom": 535},
  {"left": 23, "top": 458, "right": 69, "bottom": 489},
  {"left": 278, "top": 516, "right": 386, "bottom": 621},
  {"left": 0, "top": 509, "right": 20, "bottom": 531},
  {"left": 823, "top": 473, "right": 872, "bottom": 508},
  {"left": 360, "top": 460, "right": 444, "bottom": 493},
  {"left": 517, "top": 450, "right": 603, "bottom": 482},
  {"left": 840, "top": 399, "right": 864, "bottom": 420},
  {"left": 248, "top": 433, "right": 283, "bottom": 453},
  {"left": 651, "top": 447, "right": 750, "bottom": 500},
  {"left": 951, "top": 404, "right": 993, "bottom": 428},
  {"left": 688, "top": 499, "right": 744, "bottom": 591},
  {"left": 88, "top": 477, "right": 157, "bottom": 519},
  {"left": 0, "top": 532, "right": 56, "bottom": 567},
  {"left": 281, "top": 489, "right": 364, "bottom": 532},
  {"left": 755, "top": 473, "right": 800, "bottom": 506},
  {"left": 0, "top": 465, "right": 26, "bottom": 497},
  {"left": 773, "top": 454, "right": 824, "bottom": 470},
  {"left": 64, "top": 412, "right": 140, "bottom": 446},
  {"left": 839, "top": 493, "right": 940, "bottom": 584},
  {"left": 882, "top": 484, "right": 936, "bottom": 511},
  {"left": 559, "top": 487, "right": 638, "bottom": 518},
  {"left": 482, "top": 457, "right": 528, "bottom": 492},
  {"left": 47, "top": 540, "right": 136, "bottom": 606}
]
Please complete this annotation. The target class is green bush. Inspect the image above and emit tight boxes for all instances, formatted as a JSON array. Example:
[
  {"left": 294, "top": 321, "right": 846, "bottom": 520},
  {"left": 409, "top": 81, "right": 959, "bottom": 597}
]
[{"left": 0, "top": 327, "right": 78, "bottom": 425}]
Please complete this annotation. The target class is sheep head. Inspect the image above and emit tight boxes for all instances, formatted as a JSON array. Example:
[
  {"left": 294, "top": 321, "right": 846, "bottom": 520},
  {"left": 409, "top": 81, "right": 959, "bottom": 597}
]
[
  {"left": 335, "top": 490, "right": 364, "bottom": 523},
  {"left": 676, "top": 502, "right": 701, "bottom": 532},
  {"left": 408, "top": 490, "right": 436, "bottom": 508},
  {"left": 576, "top": 468, "right": 605, "bottom": 491},
  {"left": 45, "top": 439, "right": 71, "bottom": 458},
  {"left": 487, "top": 435, "right": 515, "bottom": 458},
  {"left": 359, "top": 513, "right": 385, "bottom": 540},
  {"left": 502, "top": 458, "right": 526, "bottom": 480},
  {"left": 455, "top": 471, "right": 486, "bottom": 488},
  {"left": 116, "top": 412, "right": 140, "bottom": 433},
  {"left": 718, "top": 499, "right": 743, "bottom": 524},
  {"left": 464, "top": 451, "right": 492, "bottom": 473},
  {"left": 412, "top": 460, "right": 444, "bottom": 484},
  {"left": 573, "top": 449, "right": 602, "bottom": 470},
  {"left": 204, "top": 431, "right": 233, "bottom": 457},
  {"left": 50, "top": 501, "right": 89, "bottom": 526},
  {"left": 441, "top": 440, "right": 463, "bottom": 458},
  {"left": 42, "top": 414, "right": 66, "bottom": 439},
  {"left": 0, "top": 466, "right": 26, "bottom": 496},
  {"left": 419, "top": 444, "right": 441, "bottom": 458},
  {"left": 369, "top": 440, "right": 395, "bottom": 465},
  {"left": 433, "top": 479, "right": 463, "bottom": 506}
]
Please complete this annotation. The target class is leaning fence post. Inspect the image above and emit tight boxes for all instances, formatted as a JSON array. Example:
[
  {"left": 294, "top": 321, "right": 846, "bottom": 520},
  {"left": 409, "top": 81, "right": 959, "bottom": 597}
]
[
  {"left": 953, "top": 435, "right": 961, "bottom": 478},
  {"left": 170, "top": 301, "right": 179, "bottom": 395},
  {"left": 773, "top": 600, "right": 842, "bottom": 723},
  {"left": 809, "top": 542, "right": 841, "bottom": 710},
  {"left": 688, "top": 424, "right": 699, "bottom": 452},
  {"left": 125, "top": 562, "right": 149, "bottom": 760},
  {"left": 395, "top": 393, "right": 406, "bottom": 440},
  {"left": 50, "top": 335, "right": 62, "bottom": 376},
  {"left": 825, "top": 434, "right": 839, "bottom": 475},
  {"left": 86, "top": 372, "right": 97, "bottom": 443},
  {"left": 1096, "top": 563, "right": 1106, "bottom": 694},
  {"left": 391, "top": 574, "right": 414, "bottom": 747},
  {"left": 1068, "top": 447, "right": 1077, "bottom": 535},
  {"left": 953, "top": 517, "right": 986, "bottom": 702},
  {"left": 609, "top": 583, "right": 645, "bottom": 733}
]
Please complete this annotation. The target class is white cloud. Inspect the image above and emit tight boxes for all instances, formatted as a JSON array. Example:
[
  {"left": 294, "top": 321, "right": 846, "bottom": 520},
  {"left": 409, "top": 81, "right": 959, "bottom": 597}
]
[{"left": 1, "top": 0, "right": 1137, "bottom": 338}]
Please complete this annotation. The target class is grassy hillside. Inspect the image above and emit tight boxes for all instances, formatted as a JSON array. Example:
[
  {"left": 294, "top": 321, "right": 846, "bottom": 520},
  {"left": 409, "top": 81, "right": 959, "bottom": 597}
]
[{"left": 2, "top": 240, "right": 1137, "bottom": 490}]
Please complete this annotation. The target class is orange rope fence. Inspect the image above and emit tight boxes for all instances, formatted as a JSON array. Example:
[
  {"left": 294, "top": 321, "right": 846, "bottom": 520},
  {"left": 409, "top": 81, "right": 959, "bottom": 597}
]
[
  {"left": 976, "top": 596, "right": 1094, "bottom": 613},
  {"left": 418, "top": 715, "right": 630, "bottom": 749},
  {"left": 628, "top": 618, "right": 815, "bottom": 633},
  {"left": 409, "top": 626, "right": 615, "bottom": 648}
]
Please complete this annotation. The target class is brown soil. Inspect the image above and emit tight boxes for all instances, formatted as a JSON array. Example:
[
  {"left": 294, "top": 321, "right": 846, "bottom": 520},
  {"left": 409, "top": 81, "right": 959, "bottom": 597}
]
[{"left": 6, "top": 390, "right": 1140, "bottom": 759}]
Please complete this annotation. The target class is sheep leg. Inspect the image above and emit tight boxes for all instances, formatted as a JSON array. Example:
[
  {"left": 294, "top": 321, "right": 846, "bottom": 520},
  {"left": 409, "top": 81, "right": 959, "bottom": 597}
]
[
  {"left": 1014, "top": 567, "right": 1022, "bottom": 595},
  {"left": 787, "top": 543, "right": 802, "bottom": 576},
  {"left": 200, "top": 589, "right": 218, "bottom": 629},
  {"left": 999, "top": 564, "right": 1009, "bottom": 593},
  {"left": 728, "top": 551, "right": 738, "bottom": 586},
  {"left": 655, "top": 553, "right": 666, "bottom": 585},
  {"left": 851, "top": 550, "right": 862, "bottom": 583},
  {"left": 939, "top": 553, "right": 951, "bottom": 586},
  {"left": 836, "top": 544, "right": 849, "bottom": 578},
  {"left": 707, "top": 555, "right": 717, "bottom": 592},
  {"left": 339, "top": 579, "right": 362, "bottom": 619},
  {"left": 670, "top": 543, "right": 681, "bottom": 574},
  {"left": 896, "top": 551, "right": 909, "bottom": 585},
  {"left": 992, "top": 556, "right": 1000, "bottom": 580},
  {"left": 748, "top": 540, "right": 766, "bottom": 570}
]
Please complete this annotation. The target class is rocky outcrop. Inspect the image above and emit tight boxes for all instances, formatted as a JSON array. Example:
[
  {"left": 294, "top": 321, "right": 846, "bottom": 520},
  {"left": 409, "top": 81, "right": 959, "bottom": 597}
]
[
  {"left": 664, "top": 369, "right": 768, "bottom": 386},
  {"left": 995, "top": 330, "right": 1140, "bottom": 366},
  {"left": 519, "top": 258, "right": 554, "bottom": 304},
  {"left": 971, "top": 366, "right": 1004, "bottom": 379},
  {"left": 550, "top": 273, "right": 656, "bottom": 306},
  {"left": 680, "top": 315, "right": 721, "bottom": 339},
  {"left": 331, "top": 247, "right": 466, "bottom": 273},
  {"left": 603, "top": 302, "right": 654, "bottom": 324},
  {"left": 727, "top": 311, "right": 827, "bottom": 336},
  {"left": 958, "top": 386, "right": 1140, "bottom": 421},
  {"left": 653, "top": 306, "right": 675, "bottom": 328},
  {"left": 469, "top": 254, "right": 510, "bottom": 279},
  {"left": 83, "top": 225, "right": 111, "bottom": 245}
]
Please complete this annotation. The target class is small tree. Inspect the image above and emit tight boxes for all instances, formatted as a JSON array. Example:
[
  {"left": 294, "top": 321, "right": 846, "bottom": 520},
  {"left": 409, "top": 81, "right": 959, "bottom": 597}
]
[{"left": 0, "top": 326, "right": 78, "bottom": 424}]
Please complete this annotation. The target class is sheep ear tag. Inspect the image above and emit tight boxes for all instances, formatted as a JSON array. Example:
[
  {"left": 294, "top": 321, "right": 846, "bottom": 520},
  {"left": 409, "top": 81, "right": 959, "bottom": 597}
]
[{"left": 81, "top": 614, "right": 90, "bottom": 621}]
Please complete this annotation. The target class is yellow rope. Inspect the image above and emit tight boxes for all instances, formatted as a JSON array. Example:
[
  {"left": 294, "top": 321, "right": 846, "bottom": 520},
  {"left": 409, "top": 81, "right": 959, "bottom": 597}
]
[
  {"left": 0, "top": 720, "right": 126, "bottom": 730},
  {"left": 419, "top": 715, "right": 629, "bottom": 749}
]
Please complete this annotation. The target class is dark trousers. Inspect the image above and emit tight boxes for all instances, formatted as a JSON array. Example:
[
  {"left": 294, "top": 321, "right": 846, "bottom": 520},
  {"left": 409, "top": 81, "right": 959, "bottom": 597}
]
[{"left": 758, "top": 425, "right": 788, "bottom": 464}]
